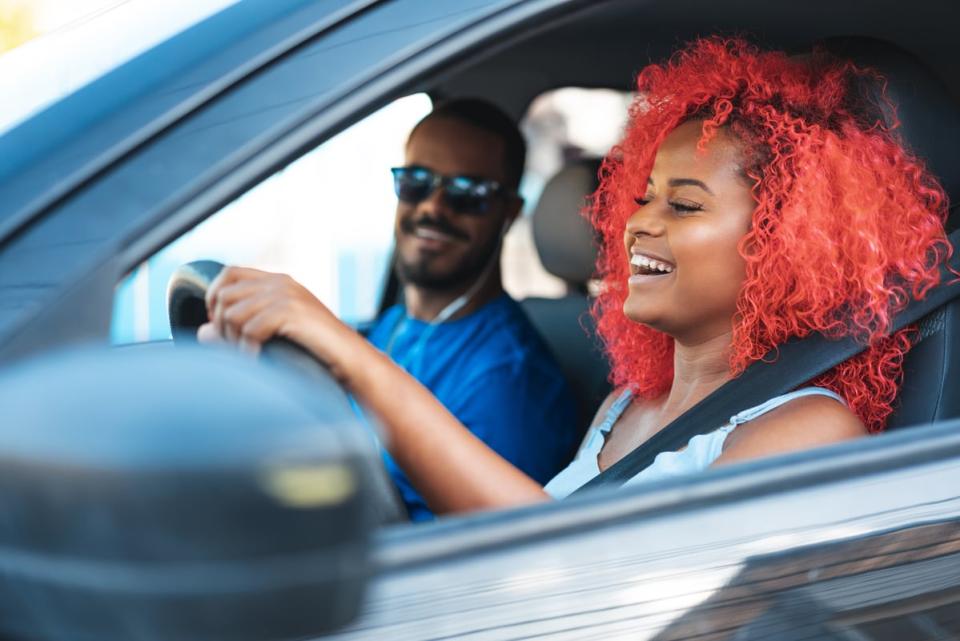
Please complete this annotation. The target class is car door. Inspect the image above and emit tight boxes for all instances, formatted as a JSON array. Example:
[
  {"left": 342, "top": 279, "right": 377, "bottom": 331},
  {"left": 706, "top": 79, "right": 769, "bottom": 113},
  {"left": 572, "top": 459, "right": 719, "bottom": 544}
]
[
  {"left": 1, "top": 1, "right": 960, "bottom": 639},
  {"left": 339, "top": 427, "right": 960, "bottom": 640}
]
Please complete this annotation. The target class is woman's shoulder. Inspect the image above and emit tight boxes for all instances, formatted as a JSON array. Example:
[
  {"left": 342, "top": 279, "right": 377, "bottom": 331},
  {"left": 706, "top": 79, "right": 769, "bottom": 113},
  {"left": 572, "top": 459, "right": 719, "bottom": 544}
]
[
  {"left": 589, "top": 387, "right": 635, "bottom": 426},
  {"left": 572, "top": 387, "right": 635, "bottom": 451},
  {"left": 717, "top": 389, "right": 866, "bottom": 466}
]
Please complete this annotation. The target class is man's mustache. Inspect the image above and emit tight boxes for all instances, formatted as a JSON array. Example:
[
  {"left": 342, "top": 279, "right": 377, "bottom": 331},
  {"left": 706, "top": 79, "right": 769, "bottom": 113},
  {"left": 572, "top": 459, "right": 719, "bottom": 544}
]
[{"left": 401, "top": 216, "right": 469, "bottom": 242}]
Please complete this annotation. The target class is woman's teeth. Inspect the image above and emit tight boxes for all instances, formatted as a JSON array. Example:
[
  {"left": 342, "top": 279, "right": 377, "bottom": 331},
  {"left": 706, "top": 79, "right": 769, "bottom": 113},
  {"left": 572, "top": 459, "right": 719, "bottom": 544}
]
[{"left": 631, "top": 254, "right": 674, "bottom": 274}]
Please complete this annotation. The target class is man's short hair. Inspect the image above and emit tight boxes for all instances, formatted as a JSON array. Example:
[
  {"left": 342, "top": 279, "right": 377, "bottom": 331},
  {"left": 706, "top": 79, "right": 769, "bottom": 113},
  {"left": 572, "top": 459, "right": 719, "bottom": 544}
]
[{"left": 411, "top": 98, "right": 527, "bottom": 191}]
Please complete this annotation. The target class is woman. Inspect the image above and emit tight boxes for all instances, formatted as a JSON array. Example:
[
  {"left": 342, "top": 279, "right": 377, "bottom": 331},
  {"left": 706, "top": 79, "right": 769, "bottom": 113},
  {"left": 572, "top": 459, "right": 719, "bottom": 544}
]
[{"left": 201, "top": 38, "right": 950, "bottom": 513}]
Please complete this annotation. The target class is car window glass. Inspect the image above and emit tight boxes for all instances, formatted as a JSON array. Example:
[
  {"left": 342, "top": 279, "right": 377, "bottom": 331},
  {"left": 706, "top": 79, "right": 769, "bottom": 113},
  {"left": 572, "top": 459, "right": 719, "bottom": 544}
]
[
  {"left": 502, "top": 87, "right": 633, "bottom": 300},
  {"left": 0, "top": 0, "right": 240, "bottom": 136},
  {"left": 110, "top": 93, "right": 432, "bottom": 344}
]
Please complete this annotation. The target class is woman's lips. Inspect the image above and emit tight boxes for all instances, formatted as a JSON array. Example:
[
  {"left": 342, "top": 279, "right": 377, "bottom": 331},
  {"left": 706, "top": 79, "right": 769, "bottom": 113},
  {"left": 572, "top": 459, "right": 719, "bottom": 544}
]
[
  {"left": 628, "top": 252, "right": 675, "bottom": 286},
  {"left": 628, "top": 271, "right": 674, "bottom": 286},
  {"left": 630, "top": 252, "right": 675, "bottom": 274}
]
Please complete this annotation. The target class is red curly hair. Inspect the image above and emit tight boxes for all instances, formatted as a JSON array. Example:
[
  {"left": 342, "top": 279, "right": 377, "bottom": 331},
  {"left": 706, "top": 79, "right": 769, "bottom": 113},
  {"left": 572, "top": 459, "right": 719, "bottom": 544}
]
[{"left": 591, "top": 37, "right": 951, "bottom": 432}]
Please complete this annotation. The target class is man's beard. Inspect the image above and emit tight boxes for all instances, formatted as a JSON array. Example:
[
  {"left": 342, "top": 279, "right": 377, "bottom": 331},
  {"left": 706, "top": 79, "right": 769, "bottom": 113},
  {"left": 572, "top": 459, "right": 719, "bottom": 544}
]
[{"left": 395, "top": 220, "right": 500, "bottom": 291}]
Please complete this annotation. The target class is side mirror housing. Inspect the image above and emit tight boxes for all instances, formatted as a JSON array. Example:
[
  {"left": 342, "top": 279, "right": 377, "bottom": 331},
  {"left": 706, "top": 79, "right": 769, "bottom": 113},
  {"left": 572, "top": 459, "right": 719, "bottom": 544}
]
[{"left": 0, "top": 345, "right": 378, "bottom": 640}]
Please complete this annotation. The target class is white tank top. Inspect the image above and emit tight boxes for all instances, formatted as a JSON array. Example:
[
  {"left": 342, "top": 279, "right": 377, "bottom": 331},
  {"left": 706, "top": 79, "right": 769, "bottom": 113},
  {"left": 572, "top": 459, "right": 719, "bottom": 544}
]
[{"left": 544, "top": 386, "right": 846, "bottom": 499}]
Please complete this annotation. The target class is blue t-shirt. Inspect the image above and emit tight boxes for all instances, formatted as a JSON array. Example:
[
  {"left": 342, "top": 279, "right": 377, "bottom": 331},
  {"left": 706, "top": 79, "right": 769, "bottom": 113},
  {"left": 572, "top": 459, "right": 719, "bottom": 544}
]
[{"left": 365, "top": 294, "right": 581, "bottom": 521}]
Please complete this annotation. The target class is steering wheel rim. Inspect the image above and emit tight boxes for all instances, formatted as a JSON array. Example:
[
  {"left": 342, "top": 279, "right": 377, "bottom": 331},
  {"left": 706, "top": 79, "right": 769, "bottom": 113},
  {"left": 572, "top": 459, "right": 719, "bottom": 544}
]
[{"left": 167, "top": 260, "right": 409, "bottom": 525}]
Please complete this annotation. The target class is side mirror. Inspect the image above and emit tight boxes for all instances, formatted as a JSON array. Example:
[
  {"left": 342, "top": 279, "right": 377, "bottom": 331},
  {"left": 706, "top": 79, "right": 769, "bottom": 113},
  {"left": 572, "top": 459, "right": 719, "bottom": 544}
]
[{"left": 0, "top": 345, "right": 378, "bottom": 640}]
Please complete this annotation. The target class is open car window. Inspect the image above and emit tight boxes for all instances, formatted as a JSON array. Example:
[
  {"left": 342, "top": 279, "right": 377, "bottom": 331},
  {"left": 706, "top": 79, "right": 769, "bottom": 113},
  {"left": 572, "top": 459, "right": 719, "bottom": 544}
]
[
  {"left": 110, "top": 85, "right": 635, "bottom": 344},
  {"left": 501, "top": 86, "right": 633, "bottom": 300},
  {"left": 110, "top": 94, "right": 432, "bottom": 344}
]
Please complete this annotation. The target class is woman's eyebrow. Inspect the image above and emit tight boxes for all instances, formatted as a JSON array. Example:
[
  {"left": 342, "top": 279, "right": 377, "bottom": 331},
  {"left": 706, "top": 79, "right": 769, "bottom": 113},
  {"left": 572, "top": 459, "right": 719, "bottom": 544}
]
[
  {"left": 668, "top": 178, "right": 714, "bottom": 195},
  {"left": 646, "top": 176, "right": 715, "bottom": 196}
]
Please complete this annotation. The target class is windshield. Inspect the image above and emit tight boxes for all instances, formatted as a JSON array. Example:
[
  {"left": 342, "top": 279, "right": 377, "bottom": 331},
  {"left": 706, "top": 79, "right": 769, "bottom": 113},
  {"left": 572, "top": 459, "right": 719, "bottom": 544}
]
[{"left": 0, "top": 0, "right": 239, "bottom": 136}]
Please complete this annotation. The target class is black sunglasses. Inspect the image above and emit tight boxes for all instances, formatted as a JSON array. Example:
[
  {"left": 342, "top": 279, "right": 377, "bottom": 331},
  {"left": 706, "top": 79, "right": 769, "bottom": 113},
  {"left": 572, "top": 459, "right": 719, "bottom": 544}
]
[{"left": 390, "top": 166, "right": 509, "bottom": 215}]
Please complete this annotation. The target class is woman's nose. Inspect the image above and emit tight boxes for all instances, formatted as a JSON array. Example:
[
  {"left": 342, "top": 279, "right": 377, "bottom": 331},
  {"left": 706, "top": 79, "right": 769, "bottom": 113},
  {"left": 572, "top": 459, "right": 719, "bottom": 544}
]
[{"left": 625, "top": 204, "right": 665, "bottom": 237}]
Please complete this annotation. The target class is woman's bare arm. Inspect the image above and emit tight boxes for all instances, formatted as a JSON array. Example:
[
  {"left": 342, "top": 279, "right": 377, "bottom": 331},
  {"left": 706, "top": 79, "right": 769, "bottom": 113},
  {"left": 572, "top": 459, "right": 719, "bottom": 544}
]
[
  {"left": 713, "top": 394, "right": 867, "bottom": 467},
  {"left": 342, "top": 339, "right": 549, "bottom": 512}
]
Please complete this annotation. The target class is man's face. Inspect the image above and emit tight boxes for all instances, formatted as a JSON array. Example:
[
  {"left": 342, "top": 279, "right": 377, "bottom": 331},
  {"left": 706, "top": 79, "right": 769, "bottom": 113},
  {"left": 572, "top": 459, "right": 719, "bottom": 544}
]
[{"left": 394, "top": 116, "right": 519, "bottom": 291}]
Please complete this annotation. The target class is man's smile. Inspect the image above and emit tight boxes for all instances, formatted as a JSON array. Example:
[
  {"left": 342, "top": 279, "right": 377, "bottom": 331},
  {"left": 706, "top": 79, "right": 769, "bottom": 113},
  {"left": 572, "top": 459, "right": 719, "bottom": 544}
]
[
  {"left": 400, "top": 217, "right": 469, "bottom": 254},
  {"left": 413, "top": 226, "right": 462, "bottom": 244}
]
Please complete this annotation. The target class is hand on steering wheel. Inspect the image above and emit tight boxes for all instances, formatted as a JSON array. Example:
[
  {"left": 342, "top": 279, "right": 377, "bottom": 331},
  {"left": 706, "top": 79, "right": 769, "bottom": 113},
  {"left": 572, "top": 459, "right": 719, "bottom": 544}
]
[
  {"left": 166, "top": 260, "right": 410, "bottom": 524},
  {"left": 168, "top": 260, "right": 346, "bottom": 383}
]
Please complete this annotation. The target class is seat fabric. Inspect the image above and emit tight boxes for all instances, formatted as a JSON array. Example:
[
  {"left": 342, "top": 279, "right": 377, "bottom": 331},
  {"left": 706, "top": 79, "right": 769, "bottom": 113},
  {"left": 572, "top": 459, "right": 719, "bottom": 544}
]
[{"left": 521, "top": 159, "right": 610, "bottom": 427}]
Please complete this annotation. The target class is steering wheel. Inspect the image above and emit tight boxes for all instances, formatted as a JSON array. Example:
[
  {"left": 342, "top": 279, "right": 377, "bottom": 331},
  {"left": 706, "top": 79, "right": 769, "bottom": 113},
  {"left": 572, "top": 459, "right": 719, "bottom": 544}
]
[
  {"left": 167, "top": 260, "right": 409, "bottom": 524},
  {"left": 167, "top": 260, "right": 348, "bottom": 378}
]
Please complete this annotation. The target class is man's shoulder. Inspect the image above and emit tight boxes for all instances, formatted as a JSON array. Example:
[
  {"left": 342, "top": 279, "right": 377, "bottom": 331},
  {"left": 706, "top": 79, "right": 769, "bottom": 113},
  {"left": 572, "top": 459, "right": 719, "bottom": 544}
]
[
  {"left": 462, "top": 295, "right": 541, "bottom": 348},
  {"left": 461, "top": 295, "right": 566, "bottom": 378},
  {"left": 472, "top": 293, "right": 529, "bottom": 328}
]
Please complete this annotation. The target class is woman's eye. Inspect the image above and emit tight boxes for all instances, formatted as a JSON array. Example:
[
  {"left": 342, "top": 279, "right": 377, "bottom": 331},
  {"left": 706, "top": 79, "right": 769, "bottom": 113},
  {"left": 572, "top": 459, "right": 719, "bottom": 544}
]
[
  {"left": 669, "top": 200, "right": 703, "bottom": 214},
  {"left": 633, "top": 196, "right": 650, "bottom": 207}
]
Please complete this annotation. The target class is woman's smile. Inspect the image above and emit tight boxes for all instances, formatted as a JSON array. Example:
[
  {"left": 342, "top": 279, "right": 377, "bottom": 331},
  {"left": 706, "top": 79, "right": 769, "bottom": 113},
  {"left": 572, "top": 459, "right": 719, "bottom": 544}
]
[{"left": 628, "top": 249, "right": 676, "bottom": 285}]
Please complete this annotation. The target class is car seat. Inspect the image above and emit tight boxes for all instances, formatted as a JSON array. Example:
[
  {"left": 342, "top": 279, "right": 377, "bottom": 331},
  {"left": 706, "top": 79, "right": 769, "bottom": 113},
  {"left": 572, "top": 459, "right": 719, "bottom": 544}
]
[
  {"left": 520, "top": 159, "right": 611, "bottom": 427},
  {"left": 822, "top": 37, "right": 960, "bottom": 429}
]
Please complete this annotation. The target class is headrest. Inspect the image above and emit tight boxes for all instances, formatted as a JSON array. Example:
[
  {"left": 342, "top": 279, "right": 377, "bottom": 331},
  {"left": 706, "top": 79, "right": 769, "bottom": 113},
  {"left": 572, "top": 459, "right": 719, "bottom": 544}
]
[
  {"left": 531, "top": 159, "right": 600, "bottom": 285},
  {"left": 822, "top": 37, "right": 960, "bottom": 203}
]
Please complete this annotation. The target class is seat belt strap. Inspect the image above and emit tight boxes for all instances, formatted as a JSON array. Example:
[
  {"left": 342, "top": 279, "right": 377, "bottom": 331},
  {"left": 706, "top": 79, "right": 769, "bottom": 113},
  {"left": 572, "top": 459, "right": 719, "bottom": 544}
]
[{"left": 572, "top": 231, "right": 960, "bottom": 494}]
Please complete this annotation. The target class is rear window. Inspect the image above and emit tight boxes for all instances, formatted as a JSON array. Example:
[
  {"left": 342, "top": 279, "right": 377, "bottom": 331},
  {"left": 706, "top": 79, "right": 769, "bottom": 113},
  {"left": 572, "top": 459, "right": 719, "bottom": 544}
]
[{"left": 502, "top": 87, "right": 632, "bottom": 300}]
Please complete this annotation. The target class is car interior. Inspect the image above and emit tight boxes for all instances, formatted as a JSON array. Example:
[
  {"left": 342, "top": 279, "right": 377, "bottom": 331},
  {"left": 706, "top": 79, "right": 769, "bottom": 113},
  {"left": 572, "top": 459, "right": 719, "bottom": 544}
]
[
  {"left": 137, "top": 0, "right": 960, "bottom": 512},
  {"left": 374, "top": 1, "right": 960, "bottom": 442},
  {"left": 429, "top": 2, "right": 960, "bottom": 436}
]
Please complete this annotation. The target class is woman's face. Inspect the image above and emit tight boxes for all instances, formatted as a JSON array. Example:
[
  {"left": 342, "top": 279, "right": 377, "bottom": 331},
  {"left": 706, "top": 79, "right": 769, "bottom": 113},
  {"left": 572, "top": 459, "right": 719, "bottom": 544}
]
[{"left": 622, "top": 120, "right": 756, "bottom": 345}]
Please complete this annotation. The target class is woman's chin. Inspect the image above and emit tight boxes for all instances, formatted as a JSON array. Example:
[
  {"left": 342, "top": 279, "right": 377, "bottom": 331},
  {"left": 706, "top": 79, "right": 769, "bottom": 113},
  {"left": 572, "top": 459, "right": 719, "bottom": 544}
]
[{"left": 622, "top": 300, "right": 666, "bottom": 330}]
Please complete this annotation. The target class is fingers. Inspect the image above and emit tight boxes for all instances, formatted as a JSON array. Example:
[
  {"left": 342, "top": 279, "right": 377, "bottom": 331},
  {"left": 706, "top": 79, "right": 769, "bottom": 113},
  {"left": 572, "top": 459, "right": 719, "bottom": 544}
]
[
  {"left": 200, "top": 265, "right": 353, "bottom": 373},
  {"left": 210, "top": 281, "right": 271, "bottom": 343},
  {"left": 204, "top": 266, "right": 306, "bottom": 352},
  {"left": 205, "top": 266, "right": 268, "bottom": 324},
  {"left": 197, "top": 322, "right": 224, "bottom": 344},
  {"left": 228, "top": 295, "right": 285, "bottom": 353},
  {"left": 206, "top": 267, "right": 274, "bottom": 341},
  {"left": 198, "top": 309, "right": 272, "bottom": 356},
  {"left": 233, "top": 308, "right": 286, "bottom": 354}
]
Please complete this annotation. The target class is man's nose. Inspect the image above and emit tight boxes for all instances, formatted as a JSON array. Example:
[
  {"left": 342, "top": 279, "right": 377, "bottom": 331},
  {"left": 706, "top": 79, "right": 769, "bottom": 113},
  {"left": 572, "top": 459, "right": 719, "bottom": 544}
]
[{"left": 416, "top": 185, "right": 452, "bottom": 218}]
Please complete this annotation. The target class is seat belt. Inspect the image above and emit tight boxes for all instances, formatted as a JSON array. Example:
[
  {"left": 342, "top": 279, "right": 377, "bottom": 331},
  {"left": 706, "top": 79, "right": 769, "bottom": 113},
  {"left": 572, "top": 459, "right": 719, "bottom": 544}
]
[{"left": 572, "top": 229, "right": 960, "bottom": 494}]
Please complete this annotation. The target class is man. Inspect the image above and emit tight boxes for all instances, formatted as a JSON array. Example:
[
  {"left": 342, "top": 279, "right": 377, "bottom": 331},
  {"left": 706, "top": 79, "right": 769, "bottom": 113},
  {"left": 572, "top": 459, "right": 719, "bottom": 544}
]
[
  {"left": 363, "top": 99, "right": 580, "bottom": 521},
  {"left": 202, "top": 99, "right": 582, "bottom": 521}
]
